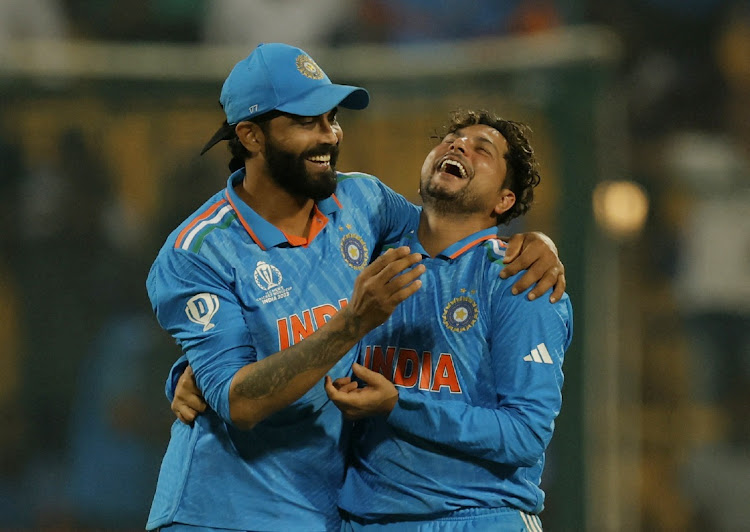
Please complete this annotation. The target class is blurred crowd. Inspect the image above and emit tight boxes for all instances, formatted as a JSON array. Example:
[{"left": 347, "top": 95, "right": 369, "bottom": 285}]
[{"left": 1, "top": 0, "right": 749, "bottom": 530}]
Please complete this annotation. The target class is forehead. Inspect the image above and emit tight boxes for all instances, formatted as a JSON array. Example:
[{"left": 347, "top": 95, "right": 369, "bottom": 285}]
[{"left": 452, "top": 124, "right": 508, "bottom": 153}]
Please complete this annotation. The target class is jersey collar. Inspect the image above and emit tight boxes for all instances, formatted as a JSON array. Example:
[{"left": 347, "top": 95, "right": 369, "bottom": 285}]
[
  {"left": 401, "top": 226, "right": 501, "bottom": 259},
  {"left": 224, "top": 169, "right": 342, "bottom": 250}
]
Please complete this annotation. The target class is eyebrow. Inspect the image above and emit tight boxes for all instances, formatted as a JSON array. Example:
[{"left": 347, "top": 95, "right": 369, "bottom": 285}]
[{"left": 451, "top": 129, "right": 500, "bottom": 155}]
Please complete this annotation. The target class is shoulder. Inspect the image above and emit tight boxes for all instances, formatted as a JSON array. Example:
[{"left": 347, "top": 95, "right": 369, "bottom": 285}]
[
  {"left": 464, "top": 237, "right": 509, "bottom": 285},
  {"left": 163, "top": 191, "right": 239, "bottom": 255},
  {"left": 480, "top": 237, "right": 509, "bottom": 266},
  {"left": 335, "top": 171, "right": 420, "bottom": 220},
  {"left": 474, "top": 238, "right": 572, "bottom": 311},
  {"left": 335, "top": 171, "right": 394, "bottom": 197},
  {"left": 149, "top": 191, "right": 240, "bottom": 289}
]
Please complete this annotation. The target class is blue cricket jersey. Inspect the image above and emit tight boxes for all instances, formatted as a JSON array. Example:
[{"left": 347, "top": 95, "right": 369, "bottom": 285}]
[
  {"left": 145, "top": 170, "right": 419, "bottom": 531},
  {"left": 339, "top": 227, "right": 573, "bottom": 522}
]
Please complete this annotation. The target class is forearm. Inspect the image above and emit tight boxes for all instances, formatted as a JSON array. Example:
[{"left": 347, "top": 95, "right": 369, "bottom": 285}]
[
  {"left": 388, "top": 396, "right": 554, "bottom": 467},
  {"left": 229, "top": 307, "right": 366, "bottom": 429}
]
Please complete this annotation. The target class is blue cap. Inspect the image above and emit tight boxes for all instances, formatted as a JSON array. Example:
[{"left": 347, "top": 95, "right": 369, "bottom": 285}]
[{"left": 201, "top": 43, "right": 369, "bottom": 154}]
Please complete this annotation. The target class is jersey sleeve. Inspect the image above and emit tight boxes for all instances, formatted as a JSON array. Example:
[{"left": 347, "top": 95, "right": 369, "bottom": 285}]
[
  {"left": 387, "top": 281, "right": 573, "bottom": 467},
  {"left": 373, "top": 179, "right": 420, "bottom": 244},
  {"left": 338, "top": 172, "right": 420, "bottom": 248},
  {"left": 147, "top": 248, "right": 256, "bottom": 424},
  {"left": 164, "top": 354, "right": 189, "bottom": 402}
]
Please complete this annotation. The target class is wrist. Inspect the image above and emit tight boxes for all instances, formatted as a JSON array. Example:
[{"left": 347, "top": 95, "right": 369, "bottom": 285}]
[{"left": 385, "top": 390, "right": 399, "bottom": 414}]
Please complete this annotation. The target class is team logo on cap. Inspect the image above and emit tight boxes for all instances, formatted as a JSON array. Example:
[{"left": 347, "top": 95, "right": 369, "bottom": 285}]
[
  {"left": 296, "top": 55, "right": 325, "bottom": 80},
  {"left": 341, "top": 233, "right": 368, "bottom": 270},
  {"left": 442, "top": 296, "right": 478, "bottom": 332}
]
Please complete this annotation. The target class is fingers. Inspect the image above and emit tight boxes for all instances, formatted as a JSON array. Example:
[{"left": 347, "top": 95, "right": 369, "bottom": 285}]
[
  {"left": 324, "top": 376, "right": 338, "bottom": 399},
  {"left": 172, "top": 403, "right": 198, "bottom": 425},
  {"left": 498, "top": 232, "right": 566, "bottom": 301},
  {"left": 173, "top": 365, "right": 207, "bottom": 424},
  {"left": 351, "top": 362, "right": 383, "bottom": 385},
  {"left": 348, "top": 247, "right": 424, "bottom": 330},
  {"left": 331, "top": 376, "right": 352, "bottom": 388},
  {"left": 499, "top": 242, "right": 532, "bottom": 279},
  {"left": 550, "top": 270, "right": 566, "bottom": 303},
  {"left": 176, "top": 369, "right": 207, "bottom": 411},
  {"left": 501, "top": 233, "right": 523, "bottom": 265},
  {"left": 339, "top": 381, "right": 360, "bottom": 393},
  {"left": 510, "top": 261, "right": 549, "bottom": 298},
  {"left": 522, "top": 267, "right": 559, "bottom": 301},
  {"left": 362, "top": 246, "right": 414, "bottom": 278},
  {"left": 180, "top": 392, "right": 208, "bottom": 413},
  {"left": 374, "top": 252, "right": 424, "bottom": 294}
]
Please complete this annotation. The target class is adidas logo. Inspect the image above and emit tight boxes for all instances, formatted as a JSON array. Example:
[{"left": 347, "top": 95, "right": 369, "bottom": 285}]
[{"left": 523, "top": 343, "right": 553, "bottom": 364}]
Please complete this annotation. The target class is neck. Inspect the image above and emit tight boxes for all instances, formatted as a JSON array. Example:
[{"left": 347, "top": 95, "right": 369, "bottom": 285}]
[
  {"left": 417, "top": 209, "right": 496, "bottom": 257},
  {"left": 236, "top": 166, "right": 316, "bottom": 238}
]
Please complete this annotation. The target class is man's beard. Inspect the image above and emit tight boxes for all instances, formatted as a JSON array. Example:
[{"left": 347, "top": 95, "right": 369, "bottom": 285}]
[
  {"left": 265, "top": 139, "right": 339, "bottom": 201},
  {"left": 419, "top": 177, "right": 484, "bottom": 217}
]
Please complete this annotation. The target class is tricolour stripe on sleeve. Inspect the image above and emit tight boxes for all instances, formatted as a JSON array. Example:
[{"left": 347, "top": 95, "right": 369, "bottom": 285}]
[
  {"left": 174, "top": 199, "right": 229, "bottom": 250},
  {"left": 178, "top": 203, "right": 234, "bottom": 251}
]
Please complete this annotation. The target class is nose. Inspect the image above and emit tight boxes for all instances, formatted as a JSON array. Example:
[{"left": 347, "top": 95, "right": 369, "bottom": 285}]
[
  {"left": 319, "top": 118, "right": 340, "bottom": 145},
  {"left": 449, "top": 136, "right": 467, "bottom": 153}
]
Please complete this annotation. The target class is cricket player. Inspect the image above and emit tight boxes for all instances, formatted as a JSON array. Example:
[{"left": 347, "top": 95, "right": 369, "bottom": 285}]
[
  {"left": 326, "top": 110, "right": 573, "bottom": 531},
  {"left": 151, "top": 43, "right": 566, "bottom": 532}
]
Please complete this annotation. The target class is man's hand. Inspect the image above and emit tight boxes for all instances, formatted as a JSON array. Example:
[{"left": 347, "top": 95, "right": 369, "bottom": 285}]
[
  {"left": 500, "top": 232, "right": 566, "bottom": 303},
  {"left": 325, "top": 363, "right": 398, "bottom": 420},
  {"left": 227, "top": 247, "right": 423, "bottom": 430},
  {"left": 172, "top": 365, "right": 207, "bottom": 425},
  {"left": 344, "top": 246, "right": 424, "bottom": 334}
]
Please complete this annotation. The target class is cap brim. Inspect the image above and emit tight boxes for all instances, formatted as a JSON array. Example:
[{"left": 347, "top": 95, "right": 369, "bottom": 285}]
[
  {"left": 277, "top": 84, "right": 370, "bottom": 117},
  {"left": 200, "top": 122, "right": 236, "bottom": 155}
]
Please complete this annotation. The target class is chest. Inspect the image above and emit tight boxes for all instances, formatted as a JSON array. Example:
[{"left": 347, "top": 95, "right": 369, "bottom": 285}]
[
  {"left": 232, "top": 217, "right": 381, "bottom": 353},
  {"left": 359, "top": 257, "right": 497, "bottom": 402}
]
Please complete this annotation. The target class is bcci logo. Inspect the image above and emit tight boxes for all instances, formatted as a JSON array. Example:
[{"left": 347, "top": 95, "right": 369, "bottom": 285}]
[
  {"left": 185, "top": 293, "right": 220, "bottom": 332},
  {"left": 254, "top": 261, "right": 282, "bottom": 290},
  {"left": 442, "top": 296, "right": 478, "bottom": 333},
  {"left": 341, "top": 233, "right": 368, "bottom": 270},
  {"left": 296, "top": 54, "right": 325, "bottom": 80}
]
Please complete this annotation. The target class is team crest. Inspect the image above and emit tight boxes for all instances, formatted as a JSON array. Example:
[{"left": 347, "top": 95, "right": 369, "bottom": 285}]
[
  {"left": 341, "top": 233, "right": 368, "bottom": 270},
  {"left": 296, "top": 55, "right": 325, "bottom": 80},
  {"left": 442, "top": 296, "right": 478, "bottom": 332}
]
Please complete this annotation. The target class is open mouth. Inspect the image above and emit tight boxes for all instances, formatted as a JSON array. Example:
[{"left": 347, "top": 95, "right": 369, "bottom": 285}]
[
  {"left": 307, "top": 154, "right": 331, "bottom": 165},
  {"left": 439, "top": 158, "right": 468, "bottom": 179},
  {"left": 306, "top": 154, "right": 333, "bottom": 170}
]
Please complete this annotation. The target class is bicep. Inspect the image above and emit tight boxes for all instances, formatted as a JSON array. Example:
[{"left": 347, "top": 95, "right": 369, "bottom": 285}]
[
  {"left": 148, "top": 251, "right": 256, "bottom": 421},
  {"left": 490, "top": 288, "right": 572, "bottom": 446}
]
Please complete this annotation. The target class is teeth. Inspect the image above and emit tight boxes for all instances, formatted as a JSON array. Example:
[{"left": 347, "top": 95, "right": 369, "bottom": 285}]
[
  {"left": 440, "top": 159, "right": 467, "bottom": 179},
  {"left": 308, "top": 154, "right": 331, "bottom": 163}
]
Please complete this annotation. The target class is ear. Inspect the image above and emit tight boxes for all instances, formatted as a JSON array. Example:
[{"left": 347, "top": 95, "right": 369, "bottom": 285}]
[
  {"left": 493, "top": 189, "right": 516, "bottom": 217},
  {"left": 235, "top": 121, "right": 264, "bottom": 155}
]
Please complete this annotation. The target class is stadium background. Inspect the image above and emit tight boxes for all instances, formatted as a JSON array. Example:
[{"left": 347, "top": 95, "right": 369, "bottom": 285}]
[{"left": 1, "top": 1, "right": 749, "bottom": 530}]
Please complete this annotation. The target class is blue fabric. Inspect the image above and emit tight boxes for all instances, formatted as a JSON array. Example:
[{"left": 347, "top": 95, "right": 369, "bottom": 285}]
[
  {"left": 342, "top": 506, "right": 544, "bottom": 531},
  {"left": 146, "top": 170, "right": 419, "bottom": 531},
  {"left": 339, "top": 229, "right": 572, "bottom": 521},
  {"left": 220, "top": 43, "right": 368, "bottom": 124}
]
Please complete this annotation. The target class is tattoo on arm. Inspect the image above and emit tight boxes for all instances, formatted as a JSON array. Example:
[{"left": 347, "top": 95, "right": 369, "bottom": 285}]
[{"left": 234, "top": 312, "right": 364, "bottom": 399}]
